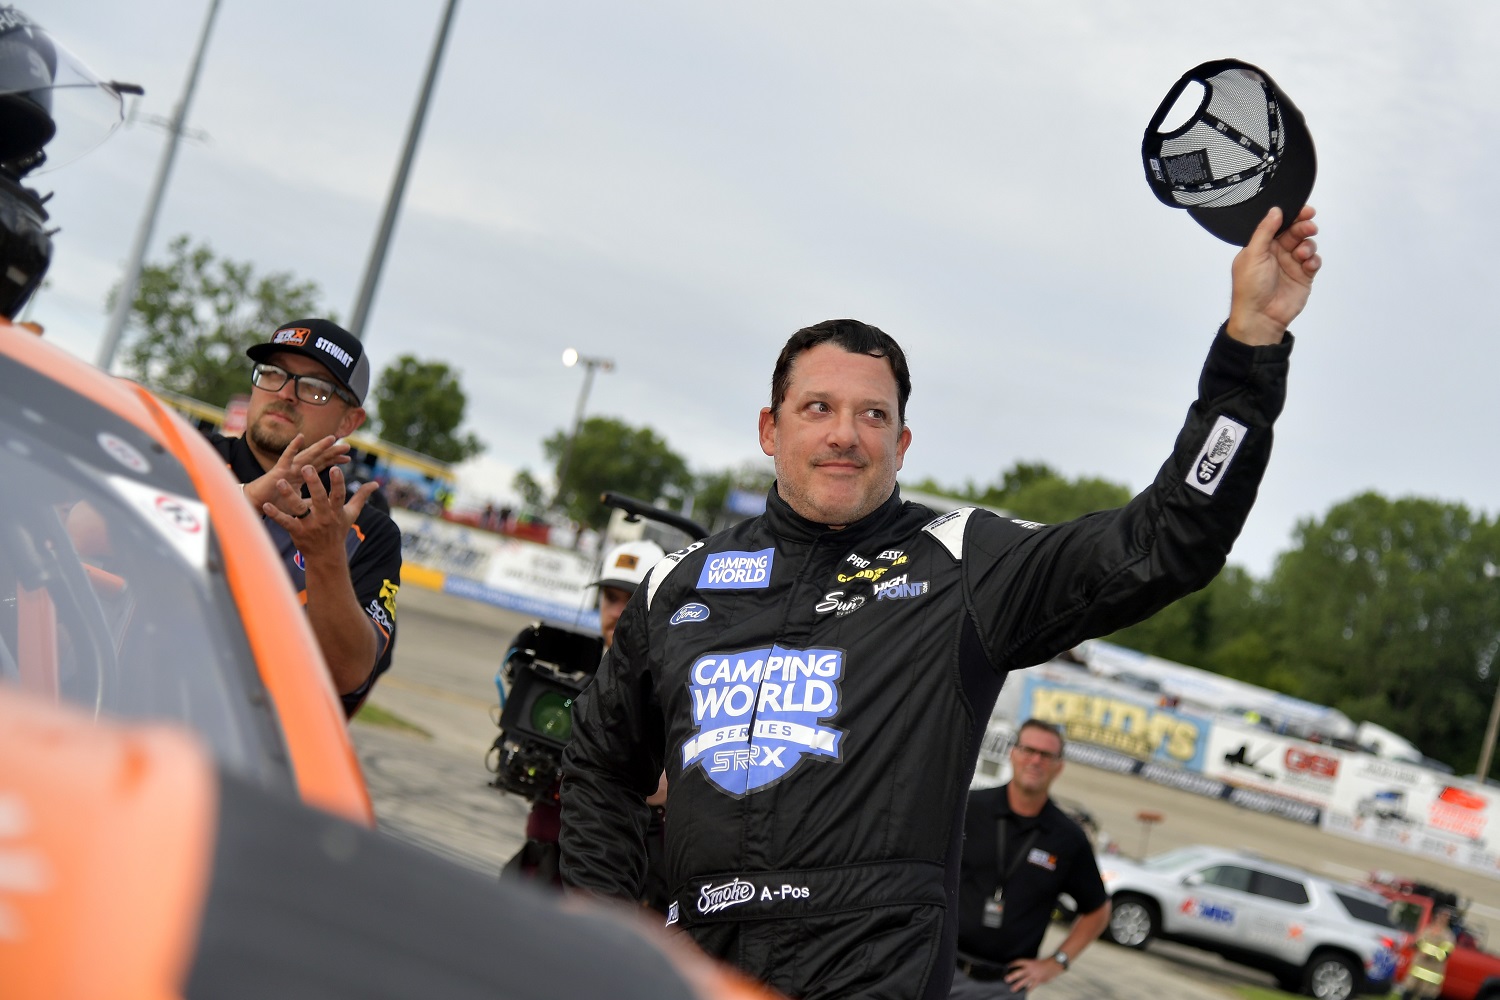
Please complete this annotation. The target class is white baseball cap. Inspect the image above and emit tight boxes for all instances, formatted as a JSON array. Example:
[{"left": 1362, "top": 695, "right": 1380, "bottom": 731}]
[{"left": 590, "top": 540, "right": 666, "bottom": 594}]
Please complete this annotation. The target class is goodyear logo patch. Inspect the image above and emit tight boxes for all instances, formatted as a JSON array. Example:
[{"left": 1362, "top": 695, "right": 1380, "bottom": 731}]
[
  {"left": 697, "top": 548, "right": 773, "bottom": 590},
  {"left": 682, "top": 645, "right": 845, "bottom": 796}
]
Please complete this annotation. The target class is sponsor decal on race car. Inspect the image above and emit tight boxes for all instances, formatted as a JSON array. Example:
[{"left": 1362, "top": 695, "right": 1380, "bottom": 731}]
[
  {"left": 682, "top": 645, "right": 846, "bottom": 796},
  {"left": 1186, "top": 414, "right": 1248, "bottom": 496},
  {"left": 1180, "top": 898, "right": 1235, "bottom": 924},
  {"left": 697, "top": 548, "right": 774, "bottom": 590},
  {"left": 97, "top": 432, "right": 151, "bottom": 473},
  {"left": 873, "top": 574, "right": 928, "bottom": 601},
  {"left": 670, "top": 602, "right": 710, "bottom": 625}
]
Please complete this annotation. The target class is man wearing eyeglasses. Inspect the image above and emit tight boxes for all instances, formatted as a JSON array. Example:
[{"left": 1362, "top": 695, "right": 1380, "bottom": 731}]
[
  {"left": 952, "top": 720, "right": 1109, "bottom": 998},
  {"left": 208, "top": 318, "right": 402, "bottom": 717}
]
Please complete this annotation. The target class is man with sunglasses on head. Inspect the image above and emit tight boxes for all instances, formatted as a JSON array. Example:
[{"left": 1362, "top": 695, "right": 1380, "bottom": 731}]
[
  {"left": 209, "top": 319, "right": 402, "bottom": 717},
  {"left": 951, "top": 720, "right": 1109, "bottom": 998}
]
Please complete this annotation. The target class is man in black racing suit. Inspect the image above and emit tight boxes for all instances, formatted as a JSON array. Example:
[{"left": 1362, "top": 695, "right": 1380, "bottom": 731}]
[{"left": 559, "top": 206, "right": 1323, "bottom": 1000}]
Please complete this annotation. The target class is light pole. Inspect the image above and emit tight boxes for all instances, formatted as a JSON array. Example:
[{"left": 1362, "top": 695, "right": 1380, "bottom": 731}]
[
  {"left": 348, "top": 0, "right": 461, "bottom": 340},
  {"left": 96, "top": 0, "right": 222, "bottom": 372},
  {"left": 553, "top": 348, "right": 614, "bottom": 509}
]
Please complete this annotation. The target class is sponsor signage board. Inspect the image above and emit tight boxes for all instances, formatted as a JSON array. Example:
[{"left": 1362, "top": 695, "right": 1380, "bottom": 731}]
[
  {"left": 392, "top": 508, "right": 599, "bottom": 629},
  {"left": 1021, "top": 674, "right": 1212, "bottom": 771}
]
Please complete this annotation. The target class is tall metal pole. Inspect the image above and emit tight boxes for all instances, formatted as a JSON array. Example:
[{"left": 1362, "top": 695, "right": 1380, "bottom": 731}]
[
  {"left": 554, "top": 363, "right": 598, "bottom": 508},
  {"left": 1477, "top": 621, "right": 1500, "bottom": 783},
  {"left": 348, "top": 0, "right": 460, "bottom": 340},
  {"left": 553, "top": 351, "right": 613, "bottom": 509},
  {"left": 1478, "top": 687, "right": 1500, "bottom": 784},
  {"left": 96, "top": 0, "right": 222, "bottom": 372}
]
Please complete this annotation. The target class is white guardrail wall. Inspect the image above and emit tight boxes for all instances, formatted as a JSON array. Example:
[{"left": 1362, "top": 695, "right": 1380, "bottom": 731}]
[{"left": 392, "top": 508, "right": 601, "bottom": 632}]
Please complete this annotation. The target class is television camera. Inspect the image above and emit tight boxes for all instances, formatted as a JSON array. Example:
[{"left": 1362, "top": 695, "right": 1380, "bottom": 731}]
[{"left": 486, "top": 492, "right": 707, "bottom": 803}]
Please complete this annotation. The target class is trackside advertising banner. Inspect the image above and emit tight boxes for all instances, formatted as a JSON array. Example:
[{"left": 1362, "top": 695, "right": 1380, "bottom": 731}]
[
  {"left": 391, "top": 509, "right": 600, "bottom": 629},
  {"left": 1015, "top": 675, "right": 1322, "bottom": 826},
  {"left": 1001, "top": 671, "right": 1500, "bottom": 874},
  {"left": 1020, "top": 674, "right": 1213, "bottom": 771}
]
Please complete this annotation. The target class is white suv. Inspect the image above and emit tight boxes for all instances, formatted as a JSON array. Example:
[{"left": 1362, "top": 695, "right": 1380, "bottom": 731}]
[{"left": 1101, "top": 845, "right": 1399, "bottom": 1000}]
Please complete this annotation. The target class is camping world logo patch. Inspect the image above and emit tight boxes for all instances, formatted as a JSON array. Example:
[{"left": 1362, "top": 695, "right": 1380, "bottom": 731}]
[{"left": 682, "top": 645, "right": 846, "bottom": 797}]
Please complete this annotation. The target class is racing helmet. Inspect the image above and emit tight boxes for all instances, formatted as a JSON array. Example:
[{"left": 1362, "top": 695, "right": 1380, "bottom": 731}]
[{"left": 0, "top": 6, "right": 131, "bottom": 318}]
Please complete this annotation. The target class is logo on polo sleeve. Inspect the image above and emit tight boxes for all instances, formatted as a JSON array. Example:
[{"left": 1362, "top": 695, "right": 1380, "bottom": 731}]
[{"left": 697, "top": 548, "right": 774, "bottom": 590}]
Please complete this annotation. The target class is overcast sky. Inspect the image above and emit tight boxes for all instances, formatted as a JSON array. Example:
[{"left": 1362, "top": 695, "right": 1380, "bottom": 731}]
[{"left": 31, "top": 1, "right": 1500, "bottom": 577}]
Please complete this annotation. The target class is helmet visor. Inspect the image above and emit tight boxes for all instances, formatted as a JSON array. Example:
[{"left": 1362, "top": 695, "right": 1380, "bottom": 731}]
[{"left": 0, "top": 10, "right": 125, "bottom": 172}]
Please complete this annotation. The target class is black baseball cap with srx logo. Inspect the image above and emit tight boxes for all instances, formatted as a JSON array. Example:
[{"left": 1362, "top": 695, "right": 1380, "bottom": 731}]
[{"left": 246, "top": 318, "right": 370, "bottom": 405}]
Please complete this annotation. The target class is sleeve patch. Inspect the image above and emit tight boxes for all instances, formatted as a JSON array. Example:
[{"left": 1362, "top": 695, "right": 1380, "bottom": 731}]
[
  {"left": 922, "top": 507, "right": 975, "bottom": 560},
  {"left": 646, "top": 541, "right": 703, "bottom": 610},
  {"left": 1186, "top": 415, "right": 1249, "bottom": 496}
]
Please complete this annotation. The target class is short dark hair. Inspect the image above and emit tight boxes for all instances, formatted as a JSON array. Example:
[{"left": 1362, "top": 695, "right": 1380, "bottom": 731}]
[
  {"left": 1017, "top": 719, "right": 1065, "bottom": 755},
  {"left": 769, "top": 319, "right": 912, "bottom": 426}
]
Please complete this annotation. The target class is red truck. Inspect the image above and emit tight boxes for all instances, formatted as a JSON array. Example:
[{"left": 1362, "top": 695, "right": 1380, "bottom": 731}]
[{"left": 1366, "top": 874, "right": 1500, "bottom": 1000}]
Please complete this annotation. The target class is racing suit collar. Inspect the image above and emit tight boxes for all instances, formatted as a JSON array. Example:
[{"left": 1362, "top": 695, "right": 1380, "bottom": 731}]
[{"left": 764, "top": 482, "right": 906, "bottom": 543}]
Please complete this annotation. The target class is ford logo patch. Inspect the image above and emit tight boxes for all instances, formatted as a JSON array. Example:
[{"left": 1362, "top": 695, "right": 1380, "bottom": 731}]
[{"left": 671, "top": 602, "right": 710, "bottom": 626}]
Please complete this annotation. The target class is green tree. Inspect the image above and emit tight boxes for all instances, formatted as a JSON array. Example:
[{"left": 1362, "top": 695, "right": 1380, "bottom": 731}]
[
  {"left": 973, "top": 462, "right": 1133, "bottom": 524},
  {"left": 1261, "top": 493, "right": 1500, "bottom": 769},
  {"left": 694, "top": 461, "right": 775, "bottom": 532},
  {"left": 1105, "top": 566, "right": 1277, "bottom": 684},
  {"left": 528, "top": 416, "right": 694, "bottom": 531},
  {"left": 911, "top": 462, "right": 1133, "bottom": 523},
  {"left": 119, "top": 234, "right": 326, "bottom": 406},
  {"left": 369, "top": 355, "right": 484, "bottom": 463}
]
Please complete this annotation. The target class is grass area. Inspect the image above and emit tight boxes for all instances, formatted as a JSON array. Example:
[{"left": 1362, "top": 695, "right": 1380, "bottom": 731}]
[{"left": 353, "top": 702, "right": 432, "bottom": 738}]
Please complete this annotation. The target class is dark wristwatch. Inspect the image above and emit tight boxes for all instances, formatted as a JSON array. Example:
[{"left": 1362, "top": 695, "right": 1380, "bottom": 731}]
[{"left": 1051, "top": 950, "right": 1070, "bottom": 971}]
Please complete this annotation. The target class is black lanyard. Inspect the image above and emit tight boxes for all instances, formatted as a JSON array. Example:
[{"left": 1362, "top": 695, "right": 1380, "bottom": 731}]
[{"left": 995, "top": 815, "right": 1040, "bottom": 893}]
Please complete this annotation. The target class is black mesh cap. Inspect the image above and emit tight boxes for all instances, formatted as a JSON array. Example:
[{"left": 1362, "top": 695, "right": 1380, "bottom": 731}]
[{"left": 1142, "top": 59, "right": 1316, "bottom": 247}]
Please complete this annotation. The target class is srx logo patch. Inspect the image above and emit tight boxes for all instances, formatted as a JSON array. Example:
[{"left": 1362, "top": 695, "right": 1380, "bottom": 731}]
[{"left": 682, "top": 645, "right": 845, "bottom": 796}]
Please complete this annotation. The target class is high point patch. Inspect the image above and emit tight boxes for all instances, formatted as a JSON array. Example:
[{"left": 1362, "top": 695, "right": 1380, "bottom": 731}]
[{"left": 681, "top": 644, "right": 846, "bottom": 796}]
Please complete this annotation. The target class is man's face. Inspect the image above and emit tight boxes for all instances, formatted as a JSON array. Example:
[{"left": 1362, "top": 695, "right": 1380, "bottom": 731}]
[
  {"left": 245, "top": 351, "right": 365, "bottom": 463},
  {"left": 599, "top": 585, "right": 632, "bottom": 648},
  {"left": 1010, "top": 729, "right": 1064, "bottom": 797},
  {"left": 758, "top": 343, "right": 912, "bottom": 527}
]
